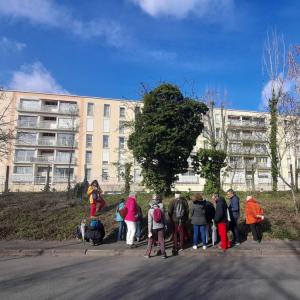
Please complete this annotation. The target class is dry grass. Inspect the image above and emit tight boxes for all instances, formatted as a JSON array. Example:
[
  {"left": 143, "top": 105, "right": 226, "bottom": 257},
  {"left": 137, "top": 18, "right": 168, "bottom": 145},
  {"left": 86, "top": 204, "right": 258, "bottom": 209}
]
[{"left": 0, "top": 191, "right": 299, "bottom": 240}]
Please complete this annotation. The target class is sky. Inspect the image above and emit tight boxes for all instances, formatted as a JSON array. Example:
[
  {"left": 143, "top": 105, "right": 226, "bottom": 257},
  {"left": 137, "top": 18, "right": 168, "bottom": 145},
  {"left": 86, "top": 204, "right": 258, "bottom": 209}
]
[{"left": 0, "top": 0, "right": 299, "bottom": 111}]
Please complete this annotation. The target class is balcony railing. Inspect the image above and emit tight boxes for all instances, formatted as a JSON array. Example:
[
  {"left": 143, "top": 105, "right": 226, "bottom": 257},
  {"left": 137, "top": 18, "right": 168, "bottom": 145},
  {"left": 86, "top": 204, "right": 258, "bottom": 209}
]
[
  {"left": 228, "top": 134, "right": 267, "bottom": 141},
  {"left": 17, "top": 120, "right": 78, "bottom": 131},
  {"left": 177, "top": 175, "right": 199, "bottom": 184},
  {"left": 12, "top": 174, "right": 34, "bottom": 182},
  {"left": 18, "top": 104, "right": 79, "bottom": 115},
  {"left": 228, "top": 120, "right": 266, "bottom": 128},
  {"left": 229, "top": 148, "right": 268, "bottom": 155}
]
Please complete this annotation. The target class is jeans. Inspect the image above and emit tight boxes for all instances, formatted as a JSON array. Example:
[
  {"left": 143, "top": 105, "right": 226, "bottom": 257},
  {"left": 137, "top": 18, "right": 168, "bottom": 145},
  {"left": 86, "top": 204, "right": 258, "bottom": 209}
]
[
  {"left": 193, "top": 225, "right": 207, "bottom": 246},
  {"left": 145, "top": 228, "right": 165, "bottom": 256},
  {"left": 125, "top": 220, "right": 136, "bottom": 245},
  {"left": 117, "top": 221, "right": 126, "bottom": 241},
  {"left": 229, "top": 216, "right": 240, "bottom": 243},
  {"left": 135, "top": 220, "right": 142, "bottom": 240}
]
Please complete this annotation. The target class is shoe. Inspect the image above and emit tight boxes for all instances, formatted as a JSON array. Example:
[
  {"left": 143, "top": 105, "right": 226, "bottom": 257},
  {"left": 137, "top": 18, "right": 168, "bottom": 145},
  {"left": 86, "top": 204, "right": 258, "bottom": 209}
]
[
  {"left": 161, "top": 254, "right": 167, "bottom": 259},
  {"left": 235, "top": 242, "right": 240, "bottom": 246},
  {"left": 136, "top": 238, "right": 140, "bottom": 242},
  {"left": 130, "top": 244, "right": 137, "bottom": 249},
  {"left": 144, "top": 255, "right": 150, "bottom": 258},
  {"left": 172, "top": 249, "right": 178, "bottom": 256},
  {"left": 178, "top": 248, "right": 184, "bottom": 252},
  {"left": 202, "top": 245, "right": 207, "bottom": 250},
  {"left": 156, "top": 249, "right": 162, "bottom": 256},
  {"left": 192, "top": 245, "right": 197, "bottom": 250}
]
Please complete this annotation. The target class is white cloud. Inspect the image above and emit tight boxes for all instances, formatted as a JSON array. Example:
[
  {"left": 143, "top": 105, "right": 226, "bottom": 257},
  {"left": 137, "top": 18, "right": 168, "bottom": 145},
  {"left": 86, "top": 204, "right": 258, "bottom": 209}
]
[
  {"left": 0, "top": 36, "right": 26, "bottom": 52},
  {"left": 0, "top": 0, "right": 124, "bottom": 47},
  {"left": 130, "top": 0, "right": 234, "bottom": 20},
  {"left": 8, "top": 62, "right": 68, "bottom": 94},
  {"left": 260, "top": 76, "right": 294, "bottom": 110}
]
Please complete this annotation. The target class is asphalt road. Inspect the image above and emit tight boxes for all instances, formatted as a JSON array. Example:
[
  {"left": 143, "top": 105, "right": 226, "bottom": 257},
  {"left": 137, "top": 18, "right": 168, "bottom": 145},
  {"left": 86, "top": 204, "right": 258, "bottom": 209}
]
[{"left": 0, "top": 255, "right": 299, "bottom": 300}]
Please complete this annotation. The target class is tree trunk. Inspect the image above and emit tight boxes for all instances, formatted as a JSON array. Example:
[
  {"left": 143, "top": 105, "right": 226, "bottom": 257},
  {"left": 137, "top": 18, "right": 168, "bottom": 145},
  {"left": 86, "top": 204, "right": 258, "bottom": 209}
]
[{"left": 4, "top": 166, "right": 9, "bottom": 193}]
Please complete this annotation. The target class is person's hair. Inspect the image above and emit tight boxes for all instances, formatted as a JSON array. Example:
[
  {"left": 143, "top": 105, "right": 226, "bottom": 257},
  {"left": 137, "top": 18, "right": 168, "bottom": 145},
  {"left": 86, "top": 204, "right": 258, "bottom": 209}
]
[
  {"left": 91, "top": 180, "right": 100, "bottom": 188},
  {"left": 120, "top": 198, "right": 125, "bottom": 203},
  {"left": 227, "top": 189, "right": 235, "bottom": 194},
  {"left": 193, "top": 193, "right": 203, "bottom": 201}
]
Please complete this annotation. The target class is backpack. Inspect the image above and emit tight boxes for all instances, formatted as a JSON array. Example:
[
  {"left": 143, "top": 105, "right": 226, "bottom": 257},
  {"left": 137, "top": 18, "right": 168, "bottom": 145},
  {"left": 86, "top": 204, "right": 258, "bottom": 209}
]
[
  {"left": 153, "top": 207, "right": 162, "bottom": 223},
  {"left": 119, "top": 207, "right": 128, "bottom": 219},
  {"left": 174, "top": 199, "right": 185, "bottom": 219}
]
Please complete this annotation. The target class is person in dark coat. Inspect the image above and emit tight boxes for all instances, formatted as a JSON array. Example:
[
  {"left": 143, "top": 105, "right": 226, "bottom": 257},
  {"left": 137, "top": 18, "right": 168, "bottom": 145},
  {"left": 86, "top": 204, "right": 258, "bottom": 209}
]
[
  {"left": 213, "top": 194, "right": 230, "bottom": 251},
  {"left": 168, "top": 193, "right": 189, "bottom": 254},
  {"left": 191, "top": 193, "right": 208, "bottom": 250},
  {"left": 227, "top": 189, "right": 240, "bottom": 245}
]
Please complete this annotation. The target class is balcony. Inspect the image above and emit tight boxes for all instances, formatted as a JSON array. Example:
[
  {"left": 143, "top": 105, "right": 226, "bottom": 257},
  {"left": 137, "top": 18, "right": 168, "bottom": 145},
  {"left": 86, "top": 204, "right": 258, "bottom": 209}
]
[
  {"left": 229, "top": 147, "right": 268, "bottom": 155},
  {"left": 18, "top": 104, "right": 79, "bottom": 115},
  {"left": 17, "top": 120, "right": 78, "bottom": 131},
  {"left": 228, "top": 120, "right": 266, "bottom": 128},
  {"left": 228, "top": 134, "right": 267, "bottom": 142},
  {"left": 12, "top": 174, "right": 34, "bottom": 182},
  {"left": 177, "top": 175, "right": 199, "bottom": 184}
]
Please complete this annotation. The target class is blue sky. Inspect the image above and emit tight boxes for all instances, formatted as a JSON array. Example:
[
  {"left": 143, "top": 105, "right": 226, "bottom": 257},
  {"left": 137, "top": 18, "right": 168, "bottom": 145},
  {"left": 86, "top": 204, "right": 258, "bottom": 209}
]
[{"left": 0, "top": 0, "right": 299, "bottom": 110}]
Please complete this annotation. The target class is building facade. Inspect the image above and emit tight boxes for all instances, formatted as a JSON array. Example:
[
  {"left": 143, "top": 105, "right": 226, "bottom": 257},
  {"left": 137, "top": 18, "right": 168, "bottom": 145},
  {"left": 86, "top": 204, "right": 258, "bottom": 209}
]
[{"left": 0, "top": 91, "right": 294, "bottom": 192}]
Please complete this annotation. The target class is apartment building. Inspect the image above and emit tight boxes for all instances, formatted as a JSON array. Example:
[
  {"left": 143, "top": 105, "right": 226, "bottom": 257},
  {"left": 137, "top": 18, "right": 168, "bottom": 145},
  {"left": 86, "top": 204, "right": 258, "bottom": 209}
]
[
  {"left": 0, "top": 91, "right": 294, "bottom": 192},
  {"left": 0, "top": 91, "right": 142, "bottom": 192}
]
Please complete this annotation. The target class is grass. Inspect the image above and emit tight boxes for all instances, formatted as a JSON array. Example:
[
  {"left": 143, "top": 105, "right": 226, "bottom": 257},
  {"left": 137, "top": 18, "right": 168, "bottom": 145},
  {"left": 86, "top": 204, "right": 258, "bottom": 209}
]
[{"left": 0, "top": 191, "right": 299, "bottom": 241}]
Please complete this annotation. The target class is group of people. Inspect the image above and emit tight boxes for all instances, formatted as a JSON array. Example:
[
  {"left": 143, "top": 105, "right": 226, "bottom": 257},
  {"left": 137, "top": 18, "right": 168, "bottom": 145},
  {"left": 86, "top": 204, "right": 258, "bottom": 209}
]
[{"left": 86, "top": 180, "right": 265, "bottom": 258}]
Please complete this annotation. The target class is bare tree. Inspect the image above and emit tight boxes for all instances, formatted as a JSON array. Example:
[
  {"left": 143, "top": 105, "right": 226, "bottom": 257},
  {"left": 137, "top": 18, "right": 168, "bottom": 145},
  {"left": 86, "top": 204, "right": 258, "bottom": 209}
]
[{"left": 0, "top": 90, "right": 15, "bottom": 157}]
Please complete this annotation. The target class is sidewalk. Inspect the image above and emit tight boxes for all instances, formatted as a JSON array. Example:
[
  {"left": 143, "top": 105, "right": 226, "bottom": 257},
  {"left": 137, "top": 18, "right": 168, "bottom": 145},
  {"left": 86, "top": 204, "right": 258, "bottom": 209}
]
[{"left": 0, "top": 239, "right": 299, "bottom": 257}]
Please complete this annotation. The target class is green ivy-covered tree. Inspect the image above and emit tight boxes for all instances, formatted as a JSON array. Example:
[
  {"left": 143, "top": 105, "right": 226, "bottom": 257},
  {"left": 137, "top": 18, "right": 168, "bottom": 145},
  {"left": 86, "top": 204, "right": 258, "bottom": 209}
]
[
  {"left": 192, "top": 148, "right": 227, "bottom": 195},
  {"left": 128, "top": 83, "right": 208, "bottom": 194}
]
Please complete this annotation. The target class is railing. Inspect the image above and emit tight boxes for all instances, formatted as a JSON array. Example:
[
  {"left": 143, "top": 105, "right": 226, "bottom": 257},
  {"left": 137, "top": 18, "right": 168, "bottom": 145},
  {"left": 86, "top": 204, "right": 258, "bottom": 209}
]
[
  {"left": 18, "top": 104, "right": 79, "bottom": 115},
  {"left": 177, "top": 175, "right": 199, "bottom": 184},
  {"left": 38, "top": 138, "right": 56, "bottom": 146},
  {"left": 228, "top": 120, "right": 266, "bottom": 127},
  {"left": 17, "top": 120, "right": 78, "bottom": 131},
  {"left": 17, "top": 120, "right": 37, "bottom": 128},
  {"left": 228, "top": 135, "right": 267, "bottom": 141},
  {"left": 229, "top": 148, "right": 268, "bottom": 155},
  {"left": 12, "top": 174, "right": 34, "bottom": 182}
]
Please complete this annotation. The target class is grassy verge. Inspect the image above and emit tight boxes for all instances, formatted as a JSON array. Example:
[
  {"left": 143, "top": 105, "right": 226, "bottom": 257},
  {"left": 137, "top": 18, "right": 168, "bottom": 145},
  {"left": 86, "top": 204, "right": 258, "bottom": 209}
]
[{"left": 0, "top": 191, "right": 299, "bottom": 240}]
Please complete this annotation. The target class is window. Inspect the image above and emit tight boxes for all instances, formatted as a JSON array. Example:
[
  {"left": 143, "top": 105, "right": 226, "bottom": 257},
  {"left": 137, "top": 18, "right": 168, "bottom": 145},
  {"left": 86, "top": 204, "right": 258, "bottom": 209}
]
[
  {"left": 15, "top": 150, "right": 35, "bottom": 161},
  {"left": 119, "top": 137, "right": 125, "bottom": 149},
  {"left": 215, "top": 128, "right": 220, "bottom": 138},
  {"left": 86, "top": 168, "right": 91, "bottom": 181},
  {"left": 55, "top": 168, "right": 73, "bottom": 177},
  {"left": 257, "top": 157, "right": 268, "bottom": 163},
  {"left": 135, "top": 106, "right": 141, "bottom": 116},
  {"left": 57, "top": 133, "right": 74, "bottom": 146},
  {"left": 119, "top": 121, "right": 125, "bottom": 134},
  {"left": 86, "top": 151, "right": 92, "bottom": 164},
  {"left": 87, "top": 119, "right": 94, "bottom": 131},
  {"left": 102, "top": 149, "right": 109, "bottom": 165},
  {"left": 18, "top": 116, "right": 38, "bottom": 127},
  {"left": 60, "top": 102, "right": 78, "bottom": 113},
  {"left": 102, "top": 168, "right": 109, "bottom": 181},
  {"left": 20, "top": 99, "right": 40, "bottom": 110},
  {"left": 86, "top": 134, "right": 93, "bottom": 148},
  {"left": 58, "top": 118, "right": 72, "bottom": 129},
  {"left": 56, "top": 151, "right": 72, "bottom": 162},
  {"left": 119, "top": 107, "right": 126, "bottom": 118},
  {"left": 104, "top": 104, "right": 110, "bottom": 117},
  {"left": 13, "top": 166, "right": 33, "bottom": 174},
  {"left": 103, "top": 119, "right": 110, "bottom": 133},
  {"left": 17, "top": 132, "right": 37, "bottom": 144},
  {"left": 119, "top": 151, "right": 125, "bottom": 164},
  {"left": 215, "top": 114, "right": 221, "bottom": 125},
  {"left": 87, "top": 103, "right": 94, "bottom": 116},
  {"left": 103, "top": 135, "right": 109, "bottom": 148},
  {"left": 134, "top": 169, "right": 142, "bottom": 183}
]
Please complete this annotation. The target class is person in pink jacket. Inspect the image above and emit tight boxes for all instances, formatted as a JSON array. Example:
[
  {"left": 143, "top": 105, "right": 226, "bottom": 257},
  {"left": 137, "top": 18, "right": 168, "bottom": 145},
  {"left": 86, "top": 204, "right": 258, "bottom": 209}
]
[{"left": 124, "top": 192, "right": 138, "bottom": 248}]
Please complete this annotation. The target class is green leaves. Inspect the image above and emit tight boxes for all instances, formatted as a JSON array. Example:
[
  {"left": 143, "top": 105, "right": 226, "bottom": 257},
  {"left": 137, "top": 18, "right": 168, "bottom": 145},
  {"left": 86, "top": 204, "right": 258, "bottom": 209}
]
[
  {"left": 128, "top": 83, "right": 208, "bottom": 194},
  {"left": 192, "top": 148, "right": 227, "bottom": 195}
]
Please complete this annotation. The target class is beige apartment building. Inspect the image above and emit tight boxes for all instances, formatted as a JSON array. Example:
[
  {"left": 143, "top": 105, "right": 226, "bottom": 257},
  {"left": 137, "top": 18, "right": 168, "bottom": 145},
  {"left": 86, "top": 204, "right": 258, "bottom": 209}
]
[{"left": 0, "top": 90, "right": 295, "bottom": 193}]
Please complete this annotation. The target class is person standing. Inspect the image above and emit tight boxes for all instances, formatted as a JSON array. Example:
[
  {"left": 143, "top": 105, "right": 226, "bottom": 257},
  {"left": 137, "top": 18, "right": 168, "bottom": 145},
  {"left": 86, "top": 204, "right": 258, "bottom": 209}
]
[
  {"left": 227, "top": 189, "right": 240, "bottom": 246},
  {"left": 144, "top": 196, "right": 167, "bottom": 259},
  {"left": 191, "top": 193, "right": 208, "bottom": 250},
  {"left": 115, "top": 198, "right": 126, "bottom": 241},
  {"left": 168, "top": 193, "right": 189, "bottom": 254},
  {"left": 135, "top": 205, "right": 143, "bottom": 242},
  {"left": 87, "top": 180, "right": 104, "bottom": 217},
  {"left": 245, "top": 195, "right": 264, "bottom": 243},
  {"left": 213, "top": 194, "right": 230, "bottom": 251},
  {"left": 124, "top": 192, "right": 138, "bottom": 248}
]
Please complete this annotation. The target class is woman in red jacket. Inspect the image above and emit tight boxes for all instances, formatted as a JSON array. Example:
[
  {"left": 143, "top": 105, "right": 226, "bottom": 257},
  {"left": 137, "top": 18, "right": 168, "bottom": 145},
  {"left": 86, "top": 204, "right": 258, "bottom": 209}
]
[{"left": 245, "top": 195, "right": 264, "bottom": 243}]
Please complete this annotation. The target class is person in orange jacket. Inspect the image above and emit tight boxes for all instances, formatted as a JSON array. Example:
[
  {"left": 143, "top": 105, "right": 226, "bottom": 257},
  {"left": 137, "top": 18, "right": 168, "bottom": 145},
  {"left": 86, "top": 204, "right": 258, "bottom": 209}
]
[
  {"left": 87, "top": 180, "right": 105, "bottom": 217},
  {"left": 245, "top": 195, "right": 264, "bottom": 243}
]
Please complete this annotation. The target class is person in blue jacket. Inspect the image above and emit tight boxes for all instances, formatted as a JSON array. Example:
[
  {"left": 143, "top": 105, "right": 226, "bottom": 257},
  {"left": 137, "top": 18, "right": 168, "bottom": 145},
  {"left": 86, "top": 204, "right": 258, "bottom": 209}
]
[
  {"left": 115, "top": 198, "right": 127, "bottom": 241},
  {"left": 227, "top": 189, "right": 240, "bottom": 246}
]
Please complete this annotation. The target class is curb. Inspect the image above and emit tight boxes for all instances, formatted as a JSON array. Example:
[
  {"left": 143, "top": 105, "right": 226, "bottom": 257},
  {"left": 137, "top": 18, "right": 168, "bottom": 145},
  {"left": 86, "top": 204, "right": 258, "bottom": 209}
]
[{"left": 0, "top": 248, "right": 299, "bottom": 258}]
